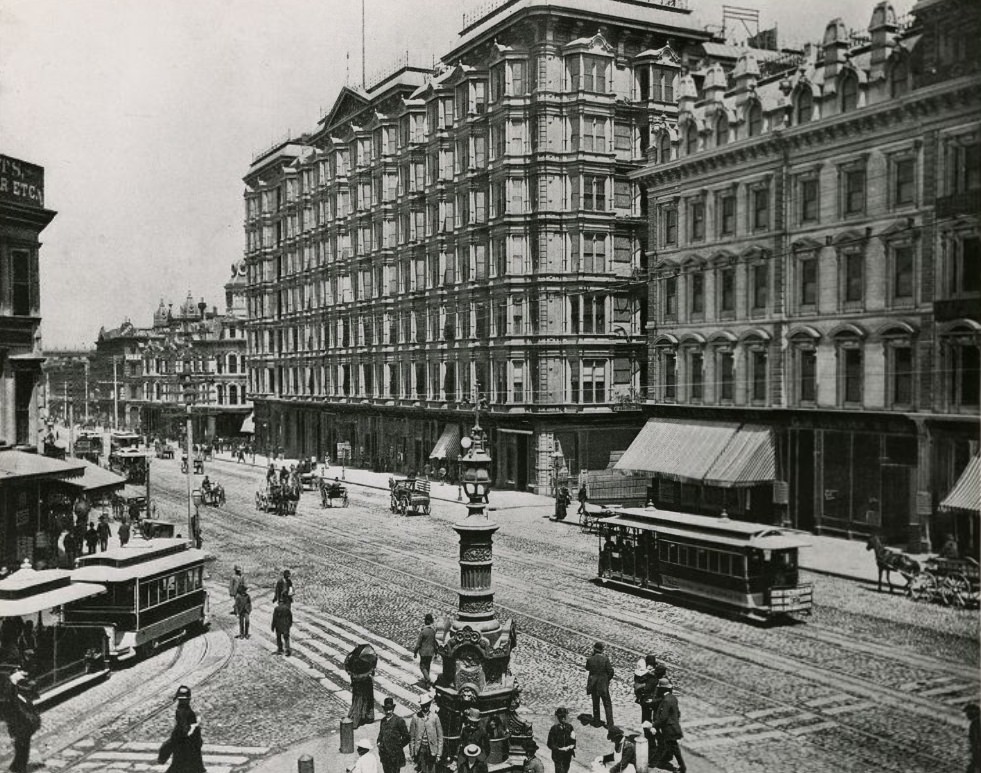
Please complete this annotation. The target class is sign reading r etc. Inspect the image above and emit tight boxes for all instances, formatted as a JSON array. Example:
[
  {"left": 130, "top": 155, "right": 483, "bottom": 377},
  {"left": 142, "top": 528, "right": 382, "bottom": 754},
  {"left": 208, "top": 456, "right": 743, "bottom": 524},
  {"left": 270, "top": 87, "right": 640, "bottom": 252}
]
[{"left": 0, "top": 155, "right": 45, "bottom": 208}]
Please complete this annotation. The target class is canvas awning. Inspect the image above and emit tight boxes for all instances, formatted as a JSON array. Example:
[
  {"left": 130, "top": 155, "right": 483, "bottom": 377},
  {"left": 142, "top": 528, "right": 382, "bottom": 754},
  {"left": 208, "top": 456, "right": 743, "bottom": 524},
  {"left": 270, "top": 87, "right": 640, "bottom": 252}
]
[
  {"left": 0, "top": 450, "right": 85, "bottom": 485},
  {"left": 0, "top": 581, "right": 105, "bottom": 618},
  {"left": 940, "top": 455, "right": 980, "bottom": 513},
  {"left": 615, "top": 420, "right": 774, "bottom": 488},
  {"left": 240, "top": 413, "right": 255, "bottom": 434},
  {"left": 702, "top": 425, "right": 775, "bottom": 488},
  {"left": 430, "top": 424, "right": 461, "bottom": 460},
  {"left": 614, "top": 419, "right": 741, "bottom": 482},
  {"left": 64, "top": 461, "right": 127, "bottom": 494}
]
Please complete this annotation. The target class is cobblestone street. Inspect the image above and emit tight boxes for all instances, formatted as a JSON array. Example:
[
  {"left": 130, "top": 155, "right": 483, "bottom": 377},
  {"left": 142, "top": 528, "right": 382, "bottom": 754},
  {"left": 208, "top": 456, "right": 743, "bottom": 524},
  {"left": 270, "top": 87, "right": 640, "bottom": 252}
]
[{"left": 7, "top": 456, "right": 977, "bottom": 773}]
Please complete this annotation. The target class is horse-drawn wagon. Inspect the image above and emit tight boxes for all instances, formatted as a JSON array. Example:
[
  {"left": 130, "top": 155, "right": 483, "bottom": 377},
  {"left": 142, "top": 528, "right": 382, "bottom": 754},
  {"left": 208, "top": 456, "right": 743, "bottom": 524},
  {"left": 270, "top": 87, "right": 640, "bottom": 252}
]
[
  {"left": 319, "top": 478, "right": 349, "bottom": 508},
  {"left": 255, "top": 481, "right": 298, "bottom": 516},
  {"left": 908, "top": 557, "right": 980, "bottom": 608},
  {"left": 389, "top": 478, "right": 431, "bottom": 516}
]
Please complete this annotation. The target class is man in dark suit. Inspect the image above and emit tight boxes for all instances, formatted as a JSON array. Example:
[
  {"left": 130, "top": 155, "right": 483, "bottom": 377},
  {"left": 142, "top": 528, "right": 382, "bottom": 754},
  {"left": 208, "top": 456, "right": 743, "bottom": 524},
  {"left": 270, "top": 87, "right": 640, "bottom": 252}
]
[
  {"left": 376, "top": 697, "right": 410, "bottom": 773},
  {"left": 653, "top": 681, "right": 685, "bottom": 773},
  {"left": 585, "top": 641, "right": 614, "bottom": 728}
]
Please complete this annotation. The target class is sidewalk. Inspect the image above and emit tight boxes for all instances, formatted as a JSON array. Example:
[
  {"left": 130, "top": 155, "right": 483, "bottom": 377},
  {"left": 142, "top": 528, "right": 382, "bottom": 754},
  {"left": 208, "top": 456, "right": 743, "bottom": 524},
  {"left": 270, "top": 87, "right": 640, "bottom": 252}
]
[{"left": 210, "top": 451, "right": 911, "bottom": 585}]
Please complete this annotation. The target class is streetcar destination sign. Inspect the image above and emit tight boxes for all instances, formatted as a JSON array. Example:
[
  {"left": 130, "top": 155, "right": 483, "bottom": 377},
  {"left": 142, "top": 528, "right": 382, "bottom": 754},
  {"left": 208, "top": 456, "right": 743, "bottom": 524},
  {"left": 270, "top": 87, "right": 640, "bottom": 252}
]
[{"left": 0, "top": 154, "right": 45, "bottom": 208}]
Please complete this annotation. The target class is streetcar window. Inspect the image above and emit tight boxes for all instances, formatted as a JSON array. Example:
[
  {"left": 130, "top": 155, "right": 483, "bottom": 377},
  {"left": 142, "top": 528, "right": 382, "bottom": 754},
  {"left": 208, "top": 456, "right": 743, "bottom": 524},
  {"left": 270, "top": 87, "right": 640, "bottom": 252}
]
[
  {"left": 677, "top": 545, "right": 687, "bottom": 565},
  {"left": 165, "top": 575, "right": 177, "bottom": 599},
  {"left": 718, "top": 553, "right": 730, "bottom": 575},
  {"left": 176, "top": 572, "right": 187, "bottom": 596},
  {"left": 696, "top": 549, "right": 708, "bottom": 571},
  {"left": 139, "top": 584, "right": 150, "bottom": 609},
  {"left": 708, "top": 551, "right": 720, "bottom": 574},
  {"left": 747, "top": 551, "right": 763, "bottom": 576},
  {"left": 731, "top": 554, "right": 746, "bottom": 577}
]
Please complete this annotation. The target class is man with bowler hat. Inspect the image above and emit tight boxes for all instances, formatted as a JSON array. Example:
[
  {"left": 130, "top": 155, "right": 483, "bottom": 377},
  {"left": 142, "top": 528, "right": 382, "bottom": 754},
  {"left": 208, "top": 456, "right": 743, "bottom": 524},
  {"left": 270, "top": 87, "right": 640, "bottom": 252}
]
[
  {"left": 409, "top": 691, "right": 442, "bottom": 773},
  {"left": 522, "top": 741, "right": 544, "bottom": 773},
  {"left": 604, "top": 726, "right": 636, "bottom": 773},
  {"left": 457, "top": 707, "right": 490, "bottom": 766},
  {"left": 546, "top": 706, "right": 576, "bottom": 773},
  {"left": 413, "top": 613, "right": 437, "bottom": 688},
  {"left": 377, "top": 697, "right": 410, "bottom": 773},
  {"left": 4, "top": 668, "right": 40, "bottom": 773},
  {"left": 652, "top": 680, "right": 685, "bottom": 773},
  {"left": 585, "top": 641, "right": 614, "bottom": 728},
  {"left": 271, "top": 596, "right": 293, "bottom": 656}
]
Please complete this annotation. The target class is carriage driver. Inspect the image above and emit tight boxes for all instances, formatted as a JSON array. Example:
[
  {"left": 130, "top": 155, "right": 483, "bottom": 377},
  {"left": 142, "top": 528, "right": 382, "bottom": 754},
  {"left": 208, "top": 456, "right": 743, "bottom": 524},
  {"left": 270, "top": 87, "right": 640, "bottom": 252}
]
[{"left": 201, "top": 476, "right": 212, "bottom": 495}]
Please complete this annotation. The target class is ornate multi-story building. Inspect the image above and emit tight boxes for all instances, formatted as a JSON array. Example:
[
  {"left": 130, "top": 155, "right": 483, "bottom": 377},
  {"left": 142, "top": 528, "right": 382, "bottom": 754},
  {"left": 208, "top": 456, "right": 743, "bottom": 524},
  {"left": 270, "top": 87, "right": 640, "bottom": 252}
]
[
  {"left": 627, "top": 0, "right": 980, "bottom": 550},
  {"left": 92, "top": 264, "right": 250, "bottom": 439},
  {"left": 244, "top": 0, "right": 723, "bottom": 490}
]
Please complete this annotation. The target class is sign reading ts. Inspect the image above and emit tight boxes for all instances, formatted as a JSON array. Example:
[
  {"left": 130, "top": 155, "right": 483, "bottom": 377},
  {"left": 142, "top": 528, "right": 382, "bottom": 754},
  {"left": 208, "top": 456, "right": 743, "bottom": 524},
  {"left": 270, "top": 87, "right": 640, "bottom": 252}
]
[{"left": 0, "top": 155, "right": 45, "bottom": 208}]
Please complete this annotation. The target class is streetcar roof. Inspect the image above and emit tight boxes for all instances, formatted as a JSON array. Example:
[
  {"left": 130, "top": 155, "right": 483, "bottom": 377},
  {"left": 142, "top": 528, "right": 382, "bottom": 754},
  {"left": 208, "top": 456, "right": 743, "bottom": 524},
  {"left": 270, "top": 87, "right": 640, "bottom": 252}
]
[
  {"left": 71, "top": 539, "right": 208, "bottom": 582},
  {"left": 602, "top": 508, "right": 811, "bottom": 550},
  {"left": 0, "top": 565, "right": 106, "bottom": 616}
]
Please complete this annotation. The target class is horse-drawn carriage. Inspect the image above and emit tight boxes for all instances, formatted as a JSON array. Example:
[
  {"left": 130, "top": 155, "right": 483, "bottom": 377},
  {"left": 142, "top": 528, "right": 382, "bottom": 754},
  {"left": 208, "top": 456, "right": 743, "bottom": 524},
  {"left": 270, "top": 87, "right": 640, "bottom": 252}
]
[
  {"left": 255, "top": 481, "right": 299, "bottom": 516},
  {"left": 908, "top": 557, "right": 980, "bottom": 608},
  {"left": 867, "top": 534, "right": 980, "bottom": 608},
  {"left": 320, "top": 478, "right": 349, "bottom": 508},
  {"left": 389, "top": 478, "right": 431, "bottom": 516},
  {"left": 199, "top": 480, "right": 226, "bottom": 507},
  {"left": 154, "top": 441, "right": 174, "bottom": 460},
  {"left": 181, "top": 455, "right": 205, "bottom": 474}
]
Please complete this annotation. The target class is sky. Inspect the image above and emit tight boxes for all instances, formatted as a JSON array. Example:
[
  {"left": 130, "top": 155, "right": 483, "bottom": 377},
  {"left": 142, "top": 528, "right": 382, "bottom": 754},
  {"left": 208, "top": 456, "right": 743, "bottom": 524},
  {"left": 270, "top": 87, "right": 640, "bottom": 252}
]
[{"left": 0, "top": 0, "right": 911, "bottom": 349}]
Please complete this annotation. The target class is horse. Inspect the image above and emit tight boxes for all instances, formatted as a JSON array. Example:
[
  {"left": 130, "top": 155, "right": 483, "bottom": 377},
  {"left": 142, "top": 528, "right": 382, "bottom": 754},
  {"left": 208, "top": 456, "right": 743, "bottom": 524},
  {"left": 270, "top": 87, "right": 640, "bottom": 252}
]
[{"left": 866, "top": 534, "right": 920, "bottom": 594}]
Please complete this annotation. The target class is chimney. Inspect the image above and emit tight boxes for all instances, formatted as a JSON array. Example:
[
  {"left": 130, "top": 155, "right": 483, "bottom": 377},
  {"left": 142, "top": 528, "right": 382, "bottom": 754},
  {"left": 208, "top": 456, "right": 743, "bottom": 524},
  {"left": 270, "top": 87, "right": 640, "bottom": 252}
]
[
  {"left": 198, "top": 300, "right": 207, "bottom": 320},
  {"left": 732, "top": 51, "right": 760, "bottom": 109},
  {"left": 822, "top": 18, "right": 849, "bottom": 81},
  {"left": 869, "top": 2, "right": 898, "bottom": 72}
]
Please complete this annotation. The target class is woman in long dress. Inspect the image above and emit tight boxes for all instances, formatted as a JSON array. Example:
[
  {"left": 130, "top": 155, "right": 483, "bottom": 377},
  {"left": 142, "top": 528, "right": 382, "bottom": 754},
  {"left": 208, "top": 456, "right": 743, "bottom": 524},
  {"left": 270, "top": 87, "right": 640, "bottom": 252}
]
[{"left": 345, "top": 643, "right": 377, "bottom": 729}]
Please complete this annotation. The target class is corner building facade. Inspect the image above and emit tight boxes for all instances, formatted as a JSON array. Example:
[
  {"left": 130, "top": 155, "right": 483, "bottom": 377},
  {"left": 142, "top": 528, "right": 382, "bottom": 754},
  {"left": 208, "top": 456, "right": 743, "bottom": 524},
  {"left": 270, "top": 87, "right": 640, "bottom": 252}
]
[
  {"left": 244, "top": 0, "right": 715, "bottom": 490},
  {"left": 633, "top": 0, "right": 980, "bottom": 550}
]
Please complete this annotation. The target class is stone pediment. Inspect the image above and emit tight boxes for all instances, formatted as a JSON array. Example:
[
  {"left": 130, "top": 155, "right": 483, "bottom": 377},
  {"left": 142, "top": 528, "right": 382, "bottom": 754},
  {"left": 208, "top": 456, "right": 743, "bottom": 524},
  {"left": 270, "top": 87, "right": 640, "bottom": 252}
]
[{"left": 321, "top": 87, "right": 371, "bottom": 132}]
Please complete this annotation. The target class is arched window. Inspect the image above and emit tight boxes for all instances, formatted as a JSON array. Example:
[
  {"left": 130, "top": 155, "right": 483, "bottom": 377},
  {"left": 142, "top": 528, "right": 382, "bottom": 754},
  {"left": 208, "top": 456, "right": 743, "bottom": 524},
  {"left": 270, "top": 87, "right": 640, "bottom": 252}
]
[
  {"left": 684, "top": 122, "right": 698, "bottom": 155},
  {"left": 746, "top": 102, "right": 763, "bottom": 137},
  {"left": 840, "top": 72, "right": 859, "bottom": 113},
  {"left": 890, "top": 58, "right": 909, "bottom": 98},
  {"left": 658, "top": 133, "right": 671, "bottom": 164},
  {"left": 715, "top": 114, "right": 728, "bottom": 147},
  {"left": 795, "top": 90, "right": 813, "bottom": 125},
  {"left": 229, "top": 385, "right": 239, "bottom": 405},
  {"left": 228, "top": 354, "right": 238, "bottom": 374}
]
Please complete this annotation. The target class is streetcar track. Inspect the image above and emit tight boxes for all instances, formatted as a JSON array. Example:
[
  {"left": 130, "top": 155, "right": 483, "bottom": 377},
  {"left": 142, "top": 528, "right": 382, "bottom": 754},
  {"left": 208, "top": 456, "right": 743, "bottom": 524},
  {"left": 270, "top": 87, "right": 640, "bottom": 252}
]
[
  {"left": 42, "top": 617, "right": 238, "bottom": 770},
  {"left": 152, "top": 479, "right": 963, "bottom": 772}
]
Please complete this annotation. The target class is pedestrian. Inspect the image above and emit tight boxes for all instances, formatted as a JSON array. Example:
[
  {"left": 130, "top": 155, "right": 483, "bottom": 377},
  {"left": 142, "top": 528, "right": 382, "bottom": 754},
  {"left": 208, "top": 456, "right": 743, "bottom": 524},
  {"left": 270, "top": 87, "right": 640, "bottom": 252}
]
[
  {"left": 4, "top": 668, "right": 40, "bottom": 773},
  {"left": 118, "top": 517, "right": 131, "bottom": 548},
  {"left": 605, "top": 726, "right": 636, "bottom": 773},
  {"left": 348, "top": 738, "right": 379, "bottom": 773},
  {"left": 940, "top": 533, "right": 960, "bottom": 560},
  {"left": 554, "top": 486, "right": 572, "bottom": 521},
  {"left": 965, "top": 703, "right": 980, "bottom": 773},
  {"left": 408, "top": 691, "right": 442, "bottom": 773},
  {"left": 422, "top": 462, "right": 432, "bottom": 481},
  {"left": 345, "top": 643, "right": 377, "bottom": 729},
  {"left": 267, "top": 463, "right": 277, "bottom": 483},
  {"left": 274, "top": 569, "right": 294, "bottom": 605},
  {"left": 457, "top": 707, "right": 490, "bottom": 765},
  {"left": 522, "top": 741, "right": 544, "bottom": 773},
  {"left": 585, "top": 641, "right": 614, "bottom": 728},
  {"left": 84, "top": 522, "right": 99, "bottom": 555},
  {"left": 271, "top": 597, "right": 293, "bottom": 656},
  {"left": 234, "top": 583, "right": 252, "bottom": 639},
  {"left": 97, "top": 516, "right": 111, "bottom": 552},
  {"left": 62, "top": 529, "right": 78, "bottom": 567},
  {"left": 577, "top": 484, "right": 589, "bottom": 516},
  {"left": 157, "top": 685, "right": 206, "bottom": 773},
  {"left": 460, "top": 743, "right": 489, "bottom": 773},
  {"left": 229, "top": 564, "right": 245, "bottom": 605},
  {"left": 237, "top": 444, "right": 246, "bottom": 463},
  {"left": 652, "top": 680, "right": 685, "bottom": 773},
  {"left": 438, "top": 465, "right": 447, "bottom": 484},
  {"left": 413, "top": 613, "right": 437, "bottom": 688},
  {"left": 546, "top": 706, "right": 576, "bottom": 773},
  {"left": 634, "top": 658, "right": 656, "bottom": 724},
  {"left": 376, "top": 697, "right": 410, "bottom": 773}
]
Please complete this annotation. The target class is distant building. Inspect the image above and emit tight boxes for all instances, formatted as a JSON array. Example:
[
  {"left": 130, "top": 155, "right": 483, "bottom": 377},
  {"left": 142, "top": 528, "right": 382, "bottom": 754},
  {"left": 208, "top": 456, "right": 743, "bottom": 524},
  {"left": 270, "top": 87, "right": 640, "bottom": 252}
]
[
  {"left": 628, "top": 0, "right": 980, "bottom": 551},
  {"left": 243, "top": 0, "right": 730, "bottom": 489}
]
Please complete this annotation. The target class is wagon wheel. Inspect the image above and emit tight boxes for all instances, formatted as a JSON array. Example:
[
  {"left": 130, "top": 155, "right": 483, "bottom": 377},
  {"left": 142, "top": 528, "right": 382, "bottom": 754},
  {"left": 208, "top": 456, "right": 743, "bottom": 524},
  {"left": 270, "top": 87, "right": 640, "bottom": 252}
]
[
  {"left": 907, "top": 572, "right": 935, "bottom": 603},
  {"left": 255, "top": 492, "right": 262, "bottom": 511},
  {"left": 389, "top": 494, "right": 397, "bottom": 513},
  {"left": 941, "top": 573, "right": 971, "bottom": 608},
  {"left": 579, "top": 509, "right": 591, "bottom": 533},
  {"left": 423, "top": 502, "right": 431, "bottom": 515},
  {"left": 342, "top": 492, "right": 349, "bottom": 508}
]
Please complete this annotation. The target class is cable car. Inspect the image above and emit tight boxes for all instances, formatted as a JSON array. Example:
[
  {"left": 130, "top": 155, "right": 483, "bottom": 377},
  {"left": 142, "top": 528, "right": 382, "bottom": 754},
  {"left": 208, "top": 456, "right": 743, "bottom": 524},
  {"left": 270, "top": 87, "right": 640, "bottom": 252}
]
[
  {"left": 64, "top": 539, "right": 210, "bottom": 661},
  {"left": 0, "top": 560, "right": 109, "bottom": 706},
  {"left": 109, "top": 432, "right": 142, "bottom": 452},
  {"left": 596, "top": 507, "right": 813, "bottom": 620}
]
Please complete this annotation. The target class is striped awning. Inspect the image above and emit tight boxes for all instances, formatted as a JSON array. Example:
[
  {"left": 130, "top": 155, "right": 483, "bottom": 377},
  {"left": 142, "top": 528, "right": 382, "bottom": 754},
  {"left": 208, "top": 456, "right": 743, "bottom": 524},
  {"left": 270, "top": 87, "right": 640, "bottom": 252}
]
[
  {"left": 240, "top": 413, "right": 255, "bottom": 434},
  {"left": 615, "top": 419, "right": 774, "bottom": 488},
  {"left": 703, "top": 425, "right": 775, "bottom": 488},
  {"left": 940, "top": 455, "right": 980, "bottom": 513},
  {"left": 614, "top": 419, "right": 741, "bottom": 481},
  {"left": 430, "top": 424, "right": 461, "bottom": 460}
]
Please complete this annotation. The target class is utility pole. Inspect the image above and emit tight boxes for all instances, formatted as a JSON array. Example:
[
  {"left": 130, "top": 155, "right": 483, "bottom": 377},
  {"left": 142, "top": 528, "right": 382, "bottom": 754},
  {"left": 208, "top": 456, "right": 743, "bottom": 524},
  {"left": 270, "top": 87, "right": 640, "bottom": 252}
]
[
  {"left": 185, "top": 400, "right": 194, "bottom": 546},
  {"left": 112, "top": 356, "right": 120, "bottom": 431},
  {"left": 83, "top": 360, "right": 90, "bottom": 426}
]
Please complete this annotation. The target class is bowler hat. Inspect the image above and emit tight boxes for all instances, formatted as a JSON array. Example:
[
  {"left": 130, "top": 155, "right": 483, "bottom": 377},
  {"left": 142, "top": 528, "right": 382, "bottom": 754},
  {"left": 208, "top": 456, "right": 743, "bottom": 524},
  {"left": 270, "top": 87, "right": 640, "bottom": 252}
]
[
  {"left": 555, "top": 706, "right": 568, "bottom": 719},
  {"left": 383, "top": 697, "right": 396, "bottom": 710},
  {"left": 525, "top": 742, "right": 539, "bottom": 754},
  {"left": 463, "top": 744, "right": 482, "bottom": 758},
  {"left": 593, "top": 642, "right": 604, "bottom": 652},
  {"left": 174, "top": 685, "right": 191, "bottom": 701},
  {"left": 606, "top": 725, "right": 624, "bottom": 741}
]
